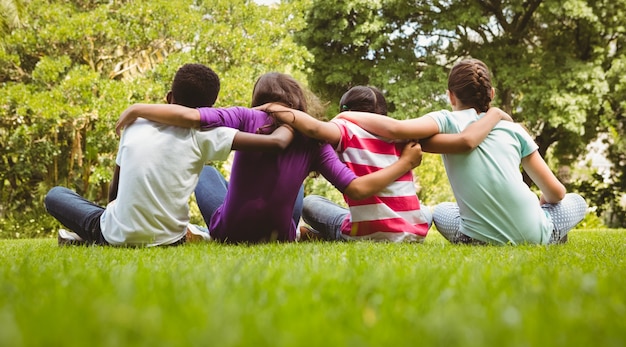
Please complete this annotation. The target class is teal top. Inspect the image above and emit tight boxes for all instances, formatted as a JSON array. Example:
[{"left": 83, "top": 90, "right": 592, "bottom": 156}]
[{"left": 428, "top": 109, "right": 553, "bottom": 245}]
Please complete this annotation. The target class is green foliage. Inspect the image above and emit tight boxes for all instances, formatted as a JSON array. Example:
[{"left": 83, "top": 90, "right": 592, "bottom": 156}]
[
  {"left": 0, "top": 230, "right": 625, "bottom": 346},
  {"left": 415, "top": 153, "right": 455, "bottom": 207},
  {"left": 0, "top": 0, "right": 310, "bottom": 236},
  {"left": 297, "top": 0, "right": 626, "bottom": 226},
  {"left": 303, "top": 174, "right": 346, "bottom": 206},
  {"left": 0, "top": 211, "right": 58, "bottom": 239},
  {"left": 576, "top": 210, "right": 607, "bottom": 229},
  {"left": 2, "top": 0, "right": 625, "bottom": 234}
]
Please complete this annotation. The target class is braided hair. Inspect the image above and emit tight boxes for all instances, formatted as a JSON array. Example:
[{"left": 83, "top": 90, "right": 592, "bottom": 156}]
[{"left": 447, "top": 59, "right": 493, "bottom": 113}]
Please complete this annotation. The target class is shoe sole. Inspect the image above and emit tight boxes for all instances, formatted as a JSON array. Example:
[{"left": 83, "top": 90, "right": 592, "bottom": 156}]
[
  {"left": 186, "top": 225, "right": 211, "bottom": 242},
  {"left": 58, "top": 229, "right": 87, "bottom": 247},
  {"left": 57, "top": 236, "right": 88, "bottom": 246}
]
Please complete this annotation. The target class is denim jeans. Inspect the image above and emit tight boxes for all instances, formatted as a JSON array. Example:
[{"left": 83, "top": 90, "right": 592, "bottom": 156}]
[
  {"left": 301, "top": 195, "right": 349, "bottom": 241},
  {"left": 193, "top": 165, "right": 304, "bottom": 227},
  {"left": 44, "top": 186, "right": 108, "bottom": 244}
]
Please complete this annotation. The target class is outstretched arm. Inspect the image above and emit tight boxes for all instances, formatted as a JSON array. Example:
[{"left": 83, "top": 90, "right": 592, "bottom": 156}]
[
  {"left": 420, "top": 107, "right": 513, "bottom": 153},
  {"left": 336, "top": 111, "right": 440, "bottom": 140},
  {"left": 257, "top": 103, "right": 342, "bottom": 147},
  {"left": 343, "top": 141, "right": 422, "bottom": 200},
  {"left": 108, "top": 165, "right": 120, "bottom": 202},
  {"left": 116, "top": 104, "right": 200, "bottom": 135},
  {"left": 117, "top": 104, "right": 293, "bottom": 152},
  {"left": 521, "top": 151, "right": 566, "bottom": 204}
]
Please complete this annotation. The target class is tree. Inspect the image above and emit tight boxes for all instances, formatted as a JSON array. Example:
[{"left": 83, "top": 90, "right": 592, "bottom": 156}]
[
  {"left": 0, "top": 0, "right": 310, "bottom": 236},
  {"left": 0, "top": 0, "right": 24, "bottom": 36},
  {"left": 296, "top": 0, "right": 626, "bottom": 225}
]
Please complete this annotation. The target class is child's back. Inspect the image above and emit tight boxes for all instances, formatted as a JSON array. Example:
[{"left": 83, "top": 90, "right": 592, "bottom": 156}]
[
  {"left": 103, "top": 119, "right": 236, "bottom": 245},
  {"left": 429, "top": 108, "right": 553, "bottom": 244},
  {"left": 332, "top": 118, "right": 430, "bottom": 241},
  {"left": 198, "top": 107, "right": 356, "bottom": 243}
]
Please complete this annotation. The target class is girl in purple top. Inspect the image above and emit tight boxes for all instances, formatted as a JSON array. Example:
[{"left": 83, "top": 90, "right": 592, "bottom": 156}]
[{"left": 116, "top": 72, "right": 423, "bottom": 243}]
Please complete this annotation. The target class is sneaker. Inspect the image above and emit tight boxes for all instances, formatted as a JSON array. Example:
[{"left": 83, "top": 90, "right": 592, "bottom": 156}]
[
  {"left": 298, "top": 225, "right": 322, "bottom": 242},
  {"left": 186, "top": 224, "right": 211, "bottom": 243},
  {"left": 58, "top": 229, "right": 86, "bottom": 246},
  {"left": 550, "top": 229, "right": 569, "bottom": 244}
]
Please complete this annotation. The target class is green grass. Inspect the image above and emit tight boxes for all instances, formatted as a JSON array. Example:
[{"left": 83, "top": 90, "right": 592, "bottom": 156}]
[{"left": 0, "top": 229, "right": 625, "bottom": 347}]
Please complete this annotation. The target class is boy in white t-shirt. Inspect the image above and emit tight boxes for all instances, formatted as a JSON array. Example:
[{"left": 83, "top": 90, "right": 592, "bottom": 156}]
[{"left": 45, "top": 64, "right": 293, "bottom": 246}]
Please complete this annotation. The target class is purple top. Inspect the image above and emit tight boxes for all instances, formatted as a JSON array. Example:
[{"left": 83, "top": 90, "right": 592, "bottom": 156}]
[{"left": 198, "top": 107, "right": 357, "bottom": 243}]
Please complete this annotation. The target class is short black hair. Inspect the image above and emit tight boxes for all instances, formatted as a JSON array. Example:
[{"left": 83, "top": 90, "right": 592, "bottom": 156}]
[{"left": 171, "top": 64, "right": 220, "bottom": 108}]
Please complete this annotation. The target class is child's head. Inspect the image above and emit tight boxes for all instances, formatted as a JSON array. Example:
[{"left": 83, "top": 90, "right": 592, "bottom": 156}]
[
  {"left": 168, "top": 64, "right": 220, "bottom": 108},
  {"left": 339, "top": 86, "right": 387, "bottom": 116},
  {"left": 251, "top": 72, "right": 307, "bottom": 112},
  {"left": 447, "top": 59, "right": 493, "bottom": 113}
]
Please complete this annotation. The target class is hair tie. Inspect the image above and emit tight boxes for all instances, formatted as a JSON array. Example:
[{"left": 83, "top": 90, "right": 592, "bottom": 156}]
[{"left": 341, "top": 104, "right": 349, "bottom": 111}]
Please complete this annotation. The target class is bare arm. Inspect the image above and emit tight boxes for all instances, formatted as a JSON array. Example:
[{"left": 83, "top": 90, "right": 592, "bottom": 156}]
[
  {"left": 521, "top": 150, "right": 566, "bottom": 204},
  {"left": 231, "top": 125, "right": 294, "bottom": 152},
  {"left": 257, "top": 103, "right": 342, "bottom": 147},
  {"left": 118, "top": 104, "right": 293, "bottom": 152},
  {"left": 116, "top": 104, "right": 201, "bottom": 135},
  {"left": 108, "top": 165, "right": 120, "bottom": 202},
  {"left": 420, "top": 107, "right": 513, "bottom": 153},
  {"left": 343, "top": 141, "right": 423, "bottom": 200},
  {"left": 336, "top": 111, "right": 440, "bottom": 140}
]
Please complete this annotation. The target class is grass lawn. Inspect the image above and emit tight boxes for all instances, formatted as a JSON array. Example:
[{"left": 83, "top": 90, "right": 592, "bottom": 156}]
[{"left": 0, "top": 229, "right": 624, "bottom": 347}]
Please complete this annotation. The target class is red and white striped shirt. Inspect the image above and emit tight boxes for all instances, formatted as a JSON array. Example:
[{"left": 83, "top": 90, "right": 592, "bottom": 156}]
[{"left": 333, "top": 118, "right": 430, "bottom": 242}]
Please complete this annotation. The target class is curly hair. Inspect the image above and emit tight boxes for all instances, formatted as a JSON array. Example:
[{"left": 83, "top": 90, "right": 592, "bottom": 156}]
[
  {"left": 171, "top": 64, "right": 220, "bottom": 108},
  {"left": 447, "top": 59, "right": 493, "bottom": 113}
]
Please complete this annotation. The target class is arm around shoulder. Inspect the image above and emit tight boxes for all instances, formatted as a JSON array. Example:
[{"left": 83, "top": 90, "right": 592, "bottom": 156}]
[
  {"left": 116, "top": 104, "right": 201, "bottom": 135},
  {"left": 421, "top": 107, "right": 512, "bottom": 154},
  {"left": 258, "top": 103, "right": 341, "bottom": 146}
]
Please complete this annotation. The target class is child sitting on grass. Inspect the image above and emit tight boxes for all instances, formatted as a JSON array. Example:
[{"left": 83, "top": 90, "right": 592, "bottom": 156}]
[{"left": 45, "top": 64, "right": 293, "bottom": 247}]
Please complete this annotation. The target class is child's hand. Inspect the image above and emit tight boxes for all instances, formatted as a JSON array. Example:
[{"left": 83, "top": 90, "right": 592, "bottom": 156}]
[
  {"left": 116, "top": 105, "right": 140, "bottom": 135},
  {"left": 489, "top": 106, "right": 514, "bottom": 122},
  {"left": 400, "top": 141, "right": 423, "bottom": 168},
  {"left": 254, "top": 103, "right": 292, "bottom": 123},
  {"left": 252, "top": 103, "right": 270, "bottom": 111}
]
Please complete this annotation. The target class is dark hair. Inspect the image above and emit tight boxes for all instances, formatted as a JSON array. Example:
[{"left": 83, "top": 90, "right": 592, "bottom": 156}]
[
  {"left": 250, "top": 72, "right": 307, "bottom": 112},
  {"left": 171, "top": 63, "right": 220, "bottom": 108},
  {"left": 447, "top": 59, "right": 493, "bottom": 113},
  {"left": 339, "top": 86, "right": 387, "bottom": 116}
]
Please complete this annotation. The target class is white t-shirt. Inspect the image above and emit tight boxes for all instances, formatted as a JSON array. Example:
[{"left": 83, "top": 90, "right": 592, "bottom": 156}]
[{"left": 101, "top": 119, "right": 237, "bottom": 246}]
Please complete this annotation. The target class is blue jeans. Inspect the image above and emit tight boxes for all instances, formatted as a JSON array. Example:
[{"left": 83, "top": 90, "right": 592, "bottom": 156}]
[
  {"left": 194, "top": 166, "right": 304, "bottom": 227},
  {"left": 44, "top": 186, "right": 108, "bottom": 244},
  {"left": 301, "top": 195, "right": 349, "bottom": 241}
]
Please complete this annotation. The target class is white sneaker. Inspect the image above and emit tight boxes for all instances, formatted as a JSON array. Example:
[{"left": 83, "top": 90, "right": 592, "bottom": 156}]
[
  {"left": 186, "top": 224, "right": 212, "bottom": 242},
  {"left": 57, "top": 229, "right": 86, "bottom": 246}
]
